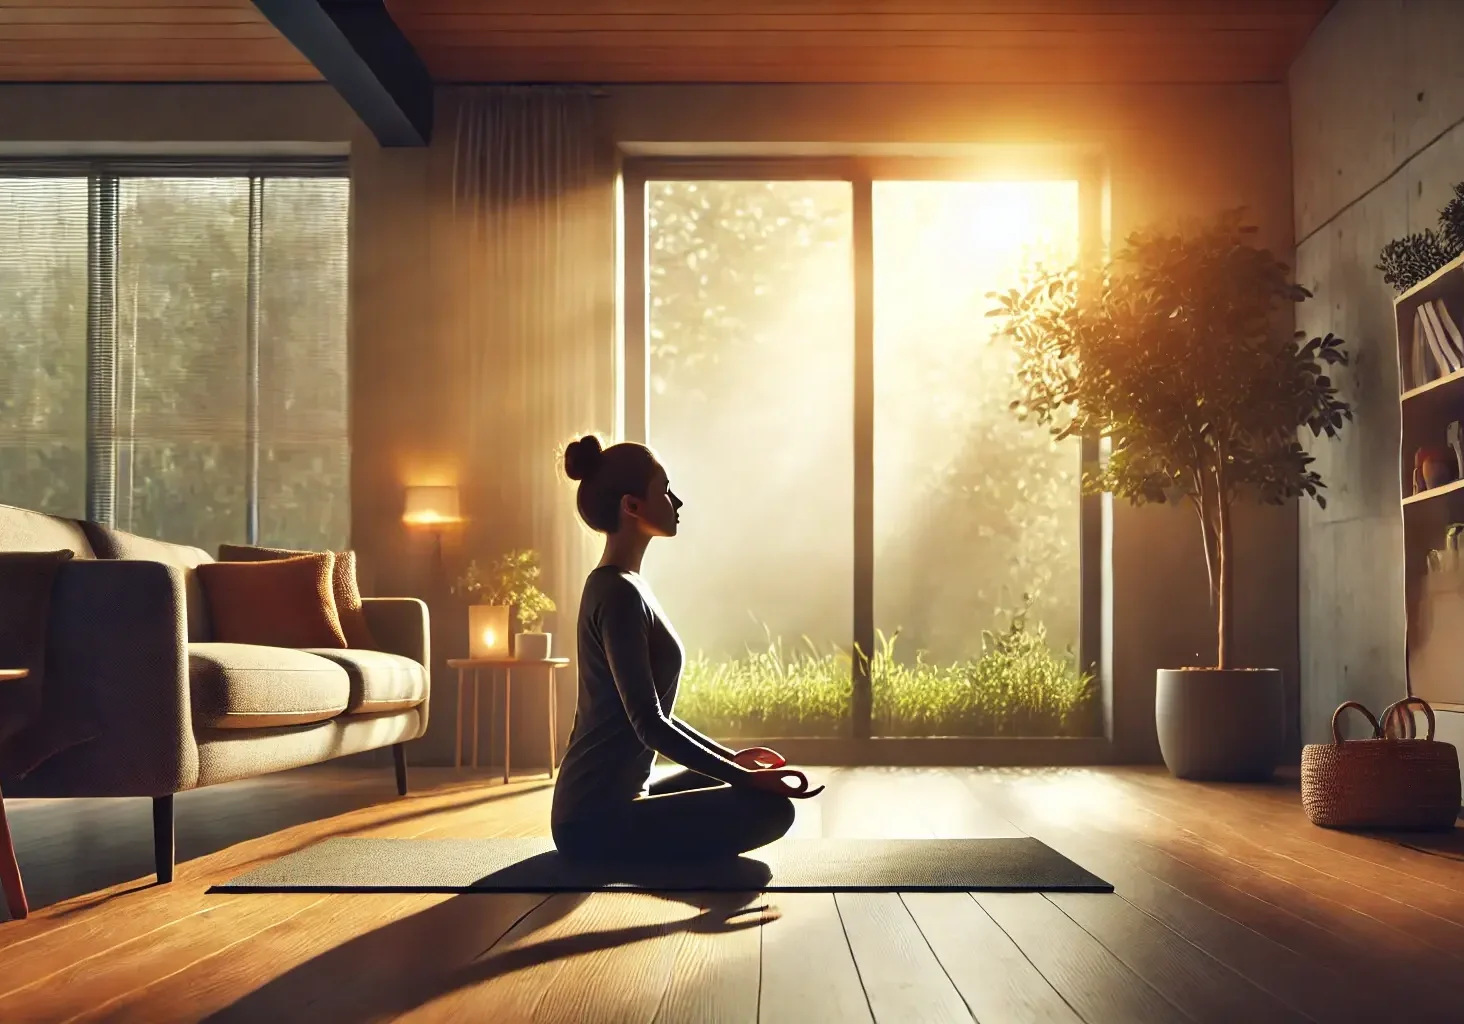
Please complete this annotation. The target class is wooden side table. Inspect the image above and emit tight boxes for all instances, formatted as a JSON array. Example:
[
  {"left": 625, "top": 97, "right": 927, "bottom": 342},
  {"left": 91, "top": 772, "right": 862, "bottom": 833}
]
[
  {"left": 0, "top": 668, "right": 31, "bottom": 921},
  {"left": 446, "top": 658, "right": 569, "bottom": 784}
]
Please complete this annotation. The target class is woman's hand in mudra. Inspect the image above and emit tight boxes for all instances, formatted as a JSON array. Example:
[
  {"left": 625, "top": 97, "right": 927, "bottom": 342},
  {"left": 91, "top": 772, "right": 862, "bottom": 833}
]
[
  {"left": 744, "top": 767, "right": 824, "bottom": 799},
  {"left": 733, "top": 746, "right": 786, "bottom": 770}
]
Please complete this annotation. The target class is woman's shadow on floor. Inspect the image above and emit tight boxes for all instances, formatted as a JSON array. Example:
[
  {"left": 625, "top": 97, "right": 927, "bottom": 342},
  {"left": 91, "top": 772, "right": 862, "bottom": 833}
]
[{"left": 205, "top": 856, "right": 775, "bottom": 1022}]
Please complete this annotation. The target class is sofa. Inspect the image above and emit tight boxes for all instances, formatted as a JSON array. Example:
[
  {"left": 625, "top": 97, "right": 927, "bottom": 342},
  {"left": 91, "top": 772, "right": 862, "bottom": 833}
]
[{"left": 0, "top": 502, "right": 429, "bottom": 884}]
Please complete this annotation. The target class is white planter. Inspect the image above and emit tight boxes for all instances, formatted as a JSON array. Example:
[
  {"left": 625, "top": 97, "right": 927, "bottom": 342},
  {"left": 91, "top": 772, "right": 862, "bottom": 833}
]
[{"left": 515, "top": 631, "right": 552, "bottom": 661}]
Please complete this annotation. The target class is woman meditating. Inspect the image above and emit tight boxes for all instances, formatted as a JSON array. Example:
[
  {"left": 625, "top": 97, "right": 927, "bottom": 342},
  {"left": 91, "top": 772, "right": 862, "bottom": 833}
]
[{"left": 551, "top": 435, "right": 822, "bottom": 862}]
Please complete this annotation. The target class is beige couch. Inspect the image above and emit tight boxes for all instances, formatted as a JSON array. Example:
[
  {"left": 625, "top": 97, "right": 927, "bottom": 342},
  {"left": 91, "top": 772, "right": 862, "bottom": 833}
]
[{"left": 0, "top": 503, "right": 429, "bottom": 883}]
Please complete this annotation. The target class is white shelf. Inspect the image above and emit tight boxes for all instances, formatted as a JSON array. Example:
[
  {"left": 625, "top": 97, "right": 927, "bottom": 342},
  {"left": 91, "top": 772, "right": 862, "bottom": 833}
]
[
  {"left": 1402, "top": 366, "right": 1464, "bottom": 402},
  {"left": 1403, "top": 477, "right": 1464, "bottom": 507}
]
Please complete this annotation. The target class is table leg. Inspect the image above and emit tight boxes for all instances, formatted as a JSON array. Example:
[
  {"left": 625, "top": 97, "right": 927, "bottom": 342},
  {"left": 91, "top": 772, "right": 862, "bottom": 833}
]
[
  {"left": 504, "top": 670, "right": 512, "bottom": 785},
  {"left": 0, "top": 788, "right": 28, "bottom": 921},
  {"left": 547, "top": 666, "right": 557, "bottom": 779},
  {"left": 471, "top": 670, "right": 481, "bottom": 769},
  {"left": 454, "top": 668, "right": 465, "bottom": 770}
]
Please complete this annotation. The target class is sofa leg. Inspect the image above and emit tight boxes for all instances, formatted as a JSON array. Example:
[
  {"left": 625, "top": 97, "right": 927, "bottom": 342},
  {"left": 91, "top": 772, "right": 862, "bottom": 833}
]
[
  {"left": 153, "top": 795, "right": 174, "bottom": 884},
  {"left": 393, "top": 743, "right": 409, "bottom": 797}
]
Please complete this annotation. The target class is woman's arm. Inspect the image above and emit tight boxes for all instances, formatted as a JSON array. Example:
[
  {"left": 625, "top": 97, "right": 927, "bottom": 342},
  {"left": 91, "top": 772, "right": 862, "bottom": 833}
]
[
  {"left": 599, "top": 584, "right": 750, "bottom": 787},
  {"left": 669, "top": 715, "right": 739, "bottom": 760}
]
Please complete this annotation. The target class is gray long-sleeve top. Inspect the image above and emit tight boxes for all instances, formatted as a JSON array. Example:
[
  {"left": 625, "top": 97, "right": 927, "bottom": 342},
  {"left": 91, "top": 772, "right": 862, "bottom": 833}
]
[{"left": 550, "top": 565, "right": 750, "bottom": 826}]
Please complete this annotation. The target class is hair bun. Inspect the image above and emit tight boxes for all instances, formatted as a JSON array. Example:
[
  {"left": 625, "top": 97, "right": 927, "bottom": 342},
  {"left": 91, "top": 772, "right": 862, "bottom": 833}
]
[{"left": 563, "top": 434, "right": 605, "bottom": 482}]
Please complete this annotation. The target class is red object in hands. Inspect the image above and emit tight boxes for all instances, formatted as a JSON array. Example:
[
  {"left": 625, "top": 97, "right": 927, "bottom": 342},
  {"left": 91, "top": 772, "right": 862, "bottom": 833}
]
[{"left": 734, "top": 746, "right": 787, "bottom": 770}]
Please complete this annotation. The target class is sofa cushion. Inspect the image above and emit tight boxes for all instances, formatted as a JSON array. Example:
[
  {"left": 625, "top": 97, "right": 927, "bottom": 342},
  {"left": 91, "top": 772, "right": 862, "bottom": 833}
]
[
  {"left": 189, "top": 643, "right": 349, "bottom": 730},
  {"left": 196, "top": 554, "right": 347, "bottom": 649},
  {"left": 79, "top": 523, "right": 214, "bottom": 642},
  {"left": 299, "top": 648, "right": 428, "bottom": 714},
  {"left": 219, "top": 544, "right": 376, "bottom": 650},
  {"left": 0, "top": 504, "right": 95, "bottom": 559}
]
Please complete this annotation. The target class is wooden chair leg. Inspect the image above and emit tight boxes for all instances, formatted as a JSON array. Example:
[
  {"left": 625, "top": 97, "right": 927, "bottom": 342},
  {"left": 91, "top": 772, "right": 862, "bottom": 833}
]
[
  {"left": 393, "top": 742, "right": 408, "bottom": 796},
  {"left": 0, "top": 789, "right": 28, "bottom": 920},
  {"left": 153, "top": 795, "right": 174, "bottom": 885}
]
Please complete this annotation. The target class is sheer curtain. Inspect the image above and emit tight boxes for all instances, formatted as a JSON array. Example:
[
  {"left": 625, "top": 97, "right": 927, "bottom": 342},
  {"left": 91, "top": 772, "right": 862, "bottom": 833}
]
[{"left": 440, "top": 88, "right": 617, "bottom": 675}]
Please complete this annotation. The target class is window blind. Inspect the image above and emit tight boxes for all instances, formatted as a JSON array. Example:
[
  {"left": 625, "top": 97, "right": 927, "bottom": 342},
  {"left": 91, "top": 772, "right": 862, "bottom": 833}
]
[
  {"left": 0, "top": 159, "right": 350, "bottom": 555},
  {"left": 0, "top": 177, "right": 90, "bottom": 519}
]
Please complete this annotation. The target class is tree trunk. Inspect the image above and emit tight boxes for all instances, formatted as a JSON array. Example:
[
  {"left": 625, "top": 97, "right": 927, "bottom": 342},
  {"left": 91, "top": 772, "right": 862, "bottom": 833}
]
[
  {"left": 1190, "top": 488, "right": 1218, "bottom": 609},
  {"left": 1215, "top": 488, "right": 1234, "bottom": 671}
]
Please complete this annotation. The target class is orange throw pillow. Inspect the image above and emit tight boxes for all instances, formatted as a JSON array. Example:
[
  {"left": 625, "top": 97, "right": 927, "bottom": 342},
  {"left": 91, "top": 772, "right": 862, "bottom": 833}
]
[
  {"left": 218, "top": 544, "right": 376, "bottom": 649},
  {"left": 197, "top": 554, "right": 348, "bottom": 649}
]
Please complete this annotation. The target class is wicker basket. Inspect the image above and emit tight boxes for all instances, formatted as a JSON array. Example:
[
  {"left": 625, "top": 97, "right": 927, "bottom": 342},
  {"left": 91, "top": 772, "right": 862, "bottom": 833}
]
[{"left": 1301, "top": 698, "right": 1461, "bottom": 830}]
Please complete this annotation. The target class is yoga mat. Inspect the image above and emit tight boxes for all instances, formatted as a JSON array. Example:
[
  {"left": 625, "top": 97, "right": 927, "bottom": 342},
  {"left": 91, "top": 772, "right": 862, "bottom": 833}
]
[{"left": 212, "top": 837, "right": 1111, "bottom": 893}]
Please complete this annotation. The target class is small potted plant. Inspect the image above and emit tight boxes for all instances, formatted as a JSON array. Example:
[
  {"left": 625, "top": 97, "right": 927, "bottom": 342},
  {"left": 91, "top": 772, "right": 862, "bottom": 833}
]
[
  {"left": 989, "top": 209, "right": 1351, "bottom": 780},
  {"left": 454, "top": 550, "right": 557, "bottom": 660}
]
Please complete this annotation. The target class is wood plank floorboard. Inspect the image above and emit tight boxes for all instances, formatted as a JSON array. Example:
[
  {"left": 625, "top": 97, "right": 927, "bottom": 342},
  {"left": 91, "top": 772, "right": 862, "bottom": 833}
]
[
  {"left": 968, "top": 781, "right": 1383, "bottom": 1024},
  {"left": 901, "top": 890, "right": 1082, "bottom": 1024},
  {"left": 835, "top": 891, "right": 971, "bottom": 1022},
  {"left": 2, "top": 764, "right": 1459, "bottom": 1022},
  {"left": 758, "top": 892, "right": 872, "bottom": 1024},
  {"left": 962, "top": 768, "right": 1464, "bottom": 1023}
]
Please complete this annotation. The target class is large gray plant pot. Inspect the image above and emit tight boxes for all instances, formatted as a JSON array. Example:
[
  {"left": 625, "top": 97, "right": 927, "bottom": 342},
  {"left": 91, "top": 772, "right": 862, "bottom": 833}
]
[{"left": 1155, "top": 668, "right": 1285, "bottom": 781}]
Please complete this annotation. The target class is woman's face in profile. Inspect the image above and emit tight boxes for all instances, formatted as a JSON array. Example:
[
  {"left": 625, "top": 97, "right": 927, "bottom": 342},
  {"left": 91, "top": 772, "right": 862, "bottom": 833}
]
[{"left": 627, "top": 463, "right": 683, "bottom": 538}]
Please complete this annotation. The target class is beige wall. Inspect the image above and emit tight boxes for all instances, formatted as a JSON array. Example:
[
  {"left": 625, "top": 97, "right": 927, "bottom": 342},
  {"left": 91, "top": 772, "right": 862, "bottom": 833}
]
[
  {"left": 1291, "top": 0, "right": 1464, "bottom": 771},
  {"left": 0, "top": 79, "right": 1298, "bottom": 765}
]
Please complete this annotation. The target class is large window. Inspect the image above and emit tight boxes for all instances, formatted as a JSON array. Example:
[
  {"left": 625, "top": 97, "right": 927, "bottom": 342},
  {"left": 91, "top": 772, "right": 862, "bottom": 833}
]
[
  {"left": 628, "top": 161, "right": 1100, "bottom": 743},
  {"left": 0, "top": 161, "right": 350, "bottom": 554}
]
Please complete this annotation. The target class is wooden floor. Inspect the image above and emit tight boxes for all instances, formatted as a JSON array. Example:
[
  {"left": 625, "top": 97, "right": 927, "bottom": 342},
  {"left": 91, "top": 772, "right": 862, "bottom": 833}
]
[{"left": 2, "top": 765, "right": 1463, "bottom": 1023}]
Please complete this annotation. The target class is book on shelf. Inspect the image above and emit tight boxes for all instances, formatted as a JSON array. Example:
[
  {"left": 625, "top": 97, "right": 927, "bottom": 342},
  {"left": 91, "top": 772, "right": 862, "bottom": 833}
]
[
  {"left": 1413, "top": 306, "right": 1441, "bottom": 386},
  {"left": 1411, "top": 307, "right": 1429, "bottom": 389},
  {"left": 1435, "top": 298, "right": 1464, "bottom": 364},
  {"left": 1423, "top": 301, "right": 1463, "bottom": 373}
]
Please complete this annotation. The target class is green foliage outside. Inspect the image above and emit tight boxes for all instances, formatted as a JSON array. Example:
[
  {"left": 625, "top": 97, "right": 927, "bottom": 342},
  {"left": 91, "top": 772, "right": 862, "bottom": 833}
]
[{"left": 675, "top": 601, "right": 1096, "bottom": 738}]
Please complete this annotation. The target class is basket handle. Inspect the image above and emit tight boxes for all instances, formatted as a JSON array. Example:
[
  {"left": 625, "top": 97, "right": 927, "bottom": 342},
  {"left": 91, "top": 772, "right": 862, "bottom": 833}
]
[
  {"left": 1379, "top": 696, "right": 1437, "bottom": 741},
  {"left": 1331, "top": 701, "right": 1381, "bottom": 744}
]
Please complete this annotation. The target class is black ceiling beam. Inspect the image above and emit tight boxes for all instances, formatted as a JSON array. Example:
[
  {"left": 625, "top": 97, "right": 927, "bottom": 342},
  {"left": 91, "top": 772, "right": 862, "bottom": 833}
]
[{"left": 251, "top": 0, "right": 433, "bottom": 147}]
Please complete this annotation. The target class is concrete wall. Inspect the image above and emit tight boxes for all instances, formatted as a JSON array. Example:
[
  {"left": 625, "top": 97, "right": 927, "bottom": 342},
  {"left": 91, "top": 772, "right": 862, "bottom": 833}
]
[
  {"left": 1291, "top": 0, "right": 1464, "bottom": 760},
  {"left": 0, "top": 80, "right": 1299, "bottom": 766}
]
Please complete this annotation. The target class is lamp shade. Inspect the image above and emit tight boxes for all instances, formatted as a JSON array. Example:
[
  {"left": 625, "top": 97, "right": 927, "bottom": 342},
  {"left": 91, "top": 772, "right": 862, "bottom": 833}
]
[
  {"left": 469, "top": 604, "right": 512, "bottom": 659},
  {"left": 402, "top": 485, "right": 462, "bottom": 526}
]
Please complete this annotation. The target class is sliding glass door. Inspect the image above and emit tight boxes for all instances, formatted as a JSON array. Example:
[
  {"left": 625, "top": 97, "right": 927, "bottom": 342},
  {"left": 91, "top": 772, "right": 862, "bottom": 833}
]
[{"left": 625, "top": 161, "right": 1100, "bottom": 745}]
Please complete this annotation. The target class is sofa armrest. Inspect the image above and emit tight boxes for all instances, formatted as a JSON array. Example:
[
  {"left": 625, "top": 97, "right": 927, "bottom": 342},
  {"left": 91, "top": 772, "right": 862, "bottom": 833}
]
[
  {"left": 14, "top": 559, "right": 197, "bottom": 797},
  {"left": 362, "top": 597, "right": 430, "bottom": 669}
]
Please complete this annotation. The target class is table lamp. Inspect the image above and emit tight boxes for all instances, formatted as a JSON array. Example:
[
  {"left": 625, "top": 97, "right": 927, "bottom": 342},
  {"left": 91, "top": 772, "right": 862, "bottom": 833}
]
[{"left": 468, "top": 604, "right": 511, "bottom": 659}]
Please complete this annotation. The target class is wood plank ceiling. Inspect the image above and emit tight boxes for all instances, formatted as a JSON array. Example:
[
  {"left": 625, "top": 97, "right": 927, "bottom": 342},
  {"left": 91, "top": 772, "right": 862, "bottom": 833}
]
[
  {"left": 0, "top": 0, "right": 319, "bottom": 82},
  {"left": 0, "top": 0, "right": 1334, "bottom": 85},
  {"left": 385, "top": 0, "right": 1338, "bottom": 84}
]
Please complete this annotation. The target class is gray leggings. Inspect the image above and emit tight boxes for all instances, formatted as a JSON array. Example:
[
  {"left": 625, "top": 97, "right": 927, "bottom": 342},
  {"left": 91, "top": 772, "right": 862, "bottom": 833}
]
[{"left": 552, "top": 769, "right": 796, "bottom": 862}]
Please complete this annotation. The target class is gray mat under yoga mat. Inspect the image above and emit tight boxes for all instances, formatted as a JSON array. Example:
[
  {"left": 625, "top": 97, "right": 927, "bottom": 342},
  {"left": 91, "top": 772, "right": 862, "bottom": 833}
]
[{"left": 212, "top": 837, "right": 1111, "bottom": 893}]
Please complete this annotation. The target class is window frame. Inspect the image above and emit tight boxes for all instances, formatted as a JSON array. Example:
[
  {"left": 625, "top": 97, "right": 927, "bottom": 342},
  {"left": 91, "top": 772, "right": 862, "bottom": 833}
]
[{"left": 622, "top": 154, "right": 1110, "bottom": 762}]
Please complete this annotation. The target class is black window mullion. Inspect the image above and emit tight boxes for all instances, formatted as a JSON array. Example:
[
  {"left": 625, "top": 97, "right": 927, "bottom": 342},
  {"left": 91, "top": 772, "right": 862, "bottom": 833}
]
[
  {"left": 245, "top": 176, "right": 264, "bottom": 544},
  {"left": 85, "top": 174, "right": 119, "bottom": 526},
  {"left": 851, "top": 177, "right": 875, "bottom": 741}
]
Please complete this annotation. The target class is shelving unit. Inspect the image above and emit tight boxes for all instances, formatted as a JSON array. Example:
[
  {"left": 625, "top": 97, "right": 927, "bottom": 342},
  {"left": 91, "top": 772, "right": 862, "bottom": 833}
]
[{"left": 1395, "top": 251, "right": 1464, "bottom": 712}]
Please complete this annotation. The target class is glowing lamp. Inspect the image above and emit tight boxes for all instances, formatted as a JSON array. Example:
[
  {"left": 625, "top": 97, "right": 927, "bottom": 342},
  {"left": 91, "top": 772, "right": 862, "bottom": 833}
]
[
  {"left": 469, "top": 603, "right": 511, "bottom": 659},
  {"left": 402, "top": 485, "right": 462, "bottom": 526}
]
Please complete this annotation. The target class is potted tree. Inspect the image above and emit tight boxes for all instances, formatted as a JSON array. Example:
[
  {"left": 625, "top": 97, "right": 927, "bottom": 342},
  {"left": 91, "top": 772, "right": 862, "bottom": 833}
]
[
  {"left": 454, "top": 550, "right": 558, "bottom": 660},
  {"left": 988, "top": 210, "right": 1351, "bottom": 780}
]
